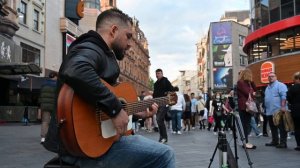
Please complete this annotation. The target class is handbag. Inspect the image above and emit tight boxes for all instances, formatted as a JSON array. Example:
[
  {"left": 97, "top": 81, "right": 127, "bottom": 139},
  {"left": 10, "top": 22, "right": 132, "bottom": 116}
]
[{"left": 245, "top": 93, "right": 258, "bottom": 114}]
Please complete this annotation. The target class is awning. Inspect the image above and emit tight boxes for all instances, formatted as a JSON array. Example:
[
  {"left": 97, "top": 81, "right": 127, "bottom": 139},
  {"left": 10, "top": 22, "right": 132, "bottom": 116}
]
[{"left": 0, "top": 63, "right": 41, "bottom": 75}]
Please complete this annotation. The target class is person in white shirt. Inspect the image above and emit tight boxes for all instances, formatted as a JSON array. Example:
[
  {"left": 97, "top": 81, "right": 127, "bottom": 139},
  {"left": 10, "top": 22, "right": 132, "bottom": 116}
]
[{"left": 170, "top": 86, "right": 185, "bottom": 134}]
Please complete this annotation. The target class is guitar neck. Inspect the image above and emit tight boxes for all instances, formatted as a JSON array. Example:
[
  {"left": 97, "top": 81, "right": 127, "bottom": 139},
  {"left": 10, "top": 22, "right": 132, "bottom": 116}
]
[{"left": 125, "top": 97, "right": 169, "bottom": 115}]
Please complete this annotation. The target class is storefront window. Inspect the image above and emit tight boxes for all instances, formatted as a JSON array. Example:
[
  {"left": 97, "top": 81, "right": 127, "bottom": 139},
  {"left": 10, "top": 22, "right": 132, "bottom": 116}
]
[
  {"left": 268, "top": 34, "right": 280, "bottom": 57},
  {"left": 252, "top": 42, "right": 261, "bottom": 62},
  {"left": 259, "top": 37, "right": 269, "bottom": 59},
  {"left": 280, "top": 28, "right": 294, "bottom": 54},
  {"left": 281, "top": 0, "right": 294, "bottom": 19},
  {"left": 295, "top": 27, "right": 300, "bottom": 51},
  {"left": 269, "top": 0, "right": 280, "bottom": 23}
]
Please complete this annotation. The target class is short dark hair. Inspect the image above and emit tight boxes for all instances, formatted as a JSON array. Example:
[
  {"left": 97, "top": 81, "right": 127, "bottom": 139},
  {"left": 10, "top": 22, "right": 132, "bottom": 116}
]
[
  {"left": 156, "top": 69, "right": 162, "bottom": 73},
  {"left": 49, "top": 71, "right": 57, "bottom": 78},
  {"left": 294, "top": 71, "right": 300, "bottom": 80},
  {"left": 96, "top": 8, "right": 133, "bottom": 30},
  {"left": 173, "top": 86, "right": 179, "bottom": 92}
]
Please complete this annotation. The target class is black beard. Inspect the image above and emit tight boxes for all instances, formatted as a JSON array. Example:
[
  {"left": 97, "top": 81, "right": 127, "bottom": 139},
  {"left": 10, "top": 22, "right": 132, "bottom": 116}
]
[{"left": 112, "top": 42, "right": 125, "bottom": 60}]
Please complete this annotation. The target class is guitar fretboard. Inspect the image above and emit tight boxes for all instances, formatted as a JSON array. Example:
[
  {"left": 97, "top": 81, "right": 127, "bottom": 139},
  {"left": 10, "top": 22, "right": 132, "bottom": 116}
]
[{"left": 123, "top": 97, "right": 169, "bottom": 115}]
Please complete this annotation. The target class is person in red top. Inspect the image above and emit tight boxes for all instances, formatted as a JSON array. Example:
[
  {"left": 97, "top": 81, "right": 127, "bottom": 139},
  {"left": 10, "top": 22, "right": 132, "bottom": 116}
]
[{"left": 237, "top": 69, "right": 257, "bottom": 149}]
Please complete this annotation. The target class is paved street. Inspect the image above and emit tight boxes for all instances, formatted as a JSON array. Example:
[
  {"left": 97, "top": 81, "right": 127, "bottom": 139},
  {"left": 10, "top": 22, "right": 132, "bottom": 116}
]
[{"left": 0, "top": 123, "right": 299, "bottom": 168}]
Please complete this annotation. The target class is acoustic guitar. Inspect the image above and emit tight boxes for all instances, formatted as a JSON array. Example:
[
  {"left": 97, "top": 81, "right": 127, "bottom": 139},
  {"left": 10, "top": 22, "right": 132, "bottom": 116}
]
[{"left": 57, "top": 80, "right": 177, "bottom": 158}]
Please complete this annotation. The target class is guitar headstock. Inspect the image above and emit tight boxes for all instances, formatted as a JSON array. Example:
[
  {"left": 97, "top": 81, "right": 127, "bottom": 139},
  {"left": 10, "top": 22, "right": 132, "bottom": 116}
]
[{"left": 167, "top": 92, "right": 178, "bottom": 106}]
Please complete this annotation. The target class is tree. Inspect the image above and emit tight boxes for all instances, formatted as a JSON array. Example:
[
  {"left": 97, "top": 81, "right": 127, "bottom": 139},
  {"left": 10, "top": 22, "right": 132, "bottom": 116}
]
[{"left": 149, "top": 77, "right": 154, "bottom": 91}]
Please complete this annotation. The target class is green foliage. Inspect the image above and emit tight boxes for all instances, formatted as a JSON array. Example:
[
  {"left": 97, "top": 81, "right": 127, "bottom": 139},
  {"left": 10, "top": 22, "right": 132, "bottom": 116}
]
[{"left": 149, "top": 77, "right": 154, "bottom": 90}]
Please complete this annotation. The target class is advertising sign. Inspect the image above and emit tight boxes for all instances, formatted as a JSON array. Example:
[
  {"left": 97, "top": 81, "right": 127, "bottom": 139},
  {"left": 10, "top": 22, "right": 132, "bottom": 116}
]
[
  {"left": 261, "top": 61, "right": 275, "bottom": 83},
  {"left": 213, "top": 67, "right": 233, "bottom": 89},
  {"left": 212, "top": 44, "right": 232, "bottom": 67},
  {"left": 211, "top": 22, "right": 232, "bottom": 45},
  {"left": 0, "top": 35, "right": 15, "bottom": 63},
  {"left": 66, "top": 33, "right": 76, "bottom": 54}
]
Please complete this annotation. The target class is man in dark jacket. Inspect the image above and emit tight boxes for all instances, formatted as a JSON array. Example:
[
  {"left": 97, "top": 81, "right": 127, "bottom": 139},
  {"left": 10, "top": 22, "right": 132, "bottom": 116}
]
[
  {"left": 53, "top": 8, "right": 175, "bottom": 168},
  {"left": 153, "top": 68, "right": 173, "bottom": 143},
  {"left": 39, "top": 71, "right": 57, "bottom": 144},
  {"left": 287, "top": 71, "right": 300, "bottom": 151}
]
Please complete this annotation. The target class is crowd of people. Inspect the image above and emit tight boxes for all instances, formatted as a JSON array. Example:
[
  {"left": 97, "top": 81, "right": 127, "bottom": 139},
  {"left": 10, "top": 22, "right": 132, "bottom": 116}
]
[{"left": 135, "top": 68, "right": 300, "bottom": 153}]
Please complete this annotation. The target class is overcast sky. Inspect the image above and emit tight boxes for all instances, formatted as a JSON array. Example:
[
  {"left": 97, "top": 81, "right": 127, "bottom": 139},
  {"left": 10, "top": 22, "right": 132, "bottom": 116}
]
[{"left": 118, "top": 0, "right": 249, "bottom": 82}]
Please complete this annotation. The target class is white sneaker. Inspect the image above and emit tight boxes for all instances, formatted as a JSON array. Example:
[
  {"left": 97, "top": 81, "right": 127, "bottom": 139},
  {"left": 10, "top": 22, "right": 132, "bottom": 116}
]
[
  {"left": 172, "top": 131, "right": 176, "bottom": 134},
  {"left": 256, "top": 133, "right": 263, "bottom": 137},
  {"left": 41, "top": 137, "right": 45, "bottom": 144},
  {"left": 160, "top": 138, "right": 167, "bottom": 144},
  {"left": 177, "top": 131, "right": 182, "bottom": 135}
]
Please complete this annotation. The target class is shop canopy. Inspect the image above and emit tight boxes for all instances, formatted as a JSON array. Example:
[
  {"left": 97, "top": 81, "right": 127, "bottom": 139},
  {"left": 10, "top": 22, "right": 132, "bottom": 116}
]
[{"left": 0, "top": 63, "right": 41, "bottom": 75}]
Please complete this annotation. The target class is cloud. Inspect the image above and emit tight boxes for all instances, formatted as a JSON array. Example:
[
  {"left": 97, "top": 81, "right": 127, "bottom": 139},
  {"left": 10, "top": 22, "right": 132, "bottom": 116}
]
[{"left": 118, "top": 0, "right": 249, "bottom": 81}]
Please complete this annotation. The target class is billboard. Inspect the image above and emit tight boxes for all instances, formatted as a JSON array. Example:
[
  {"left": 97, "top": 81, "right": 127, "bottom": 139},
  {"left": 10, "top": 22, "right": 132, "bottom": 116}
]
[
  {"left": 212, "top": 22, "right": 232, "bottom": 45},
  {"left": 213, "top": 67, "right": 233, "bottom": 89},
  {"left": 212, "top": 44, "right": 232, "bottom": 67}
]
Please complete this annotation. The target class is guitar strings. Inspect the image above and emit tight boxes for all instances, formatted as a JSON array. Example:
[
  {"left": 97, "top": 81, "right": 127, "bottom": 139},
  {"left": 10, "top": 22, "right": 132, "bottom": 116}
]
[{"left": 97, "top": 97, "right": 171, "bottom": 118}]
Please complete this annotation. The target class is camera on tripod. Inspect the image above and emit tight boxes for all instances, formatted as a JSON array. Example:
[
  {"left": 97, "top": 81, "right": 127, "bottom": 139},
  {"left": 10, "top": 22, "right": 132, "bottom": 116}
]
[{"left": 208, "top": 113, "right": 254, "bottom": 168}]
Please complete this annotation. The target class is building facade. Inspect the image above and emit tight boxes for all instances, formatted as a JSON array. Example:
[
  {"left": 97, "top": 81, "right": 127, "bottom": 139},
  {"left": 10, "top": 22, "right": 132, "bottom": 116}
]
[
  {"left": 196, "top": 35, "right": 208, "bottom": 94},
  {"left": 171, "top": 70, "right": 198, "bottom": 96},
  {"left": 207, "top": 22, "right": 248, "bottom": 92},
  {"left": 244, "top": 0, "right": 300, "bottom": 87}
]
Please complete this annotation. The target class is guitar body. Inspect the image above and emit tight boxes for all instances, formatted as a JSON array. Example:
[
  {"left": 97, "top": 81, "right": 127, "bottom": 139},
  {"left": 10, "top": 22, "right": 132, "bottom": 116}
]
[{"left": 57, "top": 81, "right": 137, "bottom": 158}]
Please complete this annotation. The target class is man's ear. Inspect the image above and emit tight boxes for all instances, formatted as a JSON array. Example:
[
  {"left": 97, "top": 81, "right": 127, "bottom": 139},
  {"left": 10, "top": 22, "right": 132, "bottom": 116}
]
[{"left": 110, "top": 25, "right": 118, "bottom": 38}]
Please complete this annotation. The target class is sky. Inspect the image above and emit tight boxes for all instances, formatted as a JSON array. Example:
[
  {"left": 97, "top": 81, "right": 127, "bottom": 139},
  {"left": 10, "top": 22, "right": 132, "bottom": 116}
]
[{"left": 118, "top": 0, "right": 250, "bottom": 82}]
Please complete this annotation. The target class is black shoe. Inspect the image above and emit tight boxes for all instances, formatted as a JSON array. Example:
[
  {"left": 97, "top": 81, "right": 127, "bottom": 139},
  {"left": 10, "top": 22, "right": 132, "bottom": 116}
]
[
  {"left": 294, "top": 147, "right": 300, "bottom": 151},
  {"left": 263, "top": 133, "right": 268, "bottom": 137},
  {"left": 265, "top": 142, "right": 279, "bottom": 147},
  {"left": 276, "top": 143, "right": 287, "bottom": 148}
]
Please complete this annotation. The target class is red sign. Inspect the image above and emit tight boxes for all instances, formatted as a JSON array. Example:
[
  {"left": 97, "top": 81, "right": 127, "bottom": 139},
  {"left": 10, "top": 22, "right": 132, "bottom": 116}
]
[{"left": 261, "top": 61, "right": 275, "bottom": 83}]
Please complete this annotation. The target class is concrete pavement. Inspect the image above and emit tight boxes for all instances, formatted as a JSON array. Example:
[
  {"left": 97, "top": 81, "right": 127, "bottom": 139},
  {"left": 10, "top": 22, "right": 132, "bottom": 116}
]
[{"left": 0, "top": 123, "right": 299, "bottom": 168}]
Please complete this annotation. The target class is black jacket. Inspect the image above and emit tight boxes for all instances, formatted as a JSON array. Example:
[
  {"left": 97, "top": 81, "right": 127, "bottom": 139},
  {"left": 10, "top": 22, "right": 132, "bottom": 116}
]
[
  {"left": 153, "top": 77, "right": 173, "bottom": 98},
  {"left": 58, "top": 30, "right": 122, "bottom": 117},
  {"left": 39, "top": 79, "right": 57, "bottom": 113},
  {"left": 287, "top": 83, "right": 300, "bottom": 117}
]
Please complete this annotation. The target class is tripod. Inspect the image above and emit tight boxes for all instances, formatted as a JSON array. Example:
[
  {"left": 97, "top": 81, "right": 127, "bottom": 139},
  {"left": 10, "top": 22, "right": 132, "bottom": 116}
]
[{"left": 208, "top": 112, "right": 253, "bottom": 168}]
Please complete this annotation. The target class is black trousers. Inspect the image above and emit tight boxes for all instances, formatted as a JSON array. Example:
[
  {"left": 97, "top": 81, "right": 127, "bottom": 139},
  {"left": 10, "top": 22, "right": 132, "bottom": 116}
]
[
  {"left": 267, "top": 115, "right": 287, "bottom": 144},
  {"left": 239, "top": 110, "right": 252, "bottom": 143},
  {"left": 292, "top": 116, "right": 300, "bottom": 147},
  {"left": 156, "top": 106, "right": 168, "bottom": 141}
]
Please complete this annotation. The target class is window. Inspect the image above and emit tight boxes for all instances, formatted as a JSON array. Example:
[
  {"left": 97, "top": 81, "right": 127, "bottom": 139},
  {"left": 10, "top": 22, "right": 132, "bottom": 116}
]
[
  {"left": 240, "top": 55, "right": 247, "bottom": 66},
  {"left": 281, "top": 0, "right": 294, "bottom": 19},
  {"left": 109, "top": 0, "right": 114, "bottom": 6},
  {"left": 268, "top": 34, "right": 280, "bottom": 57},
  {"left": 239, "top": 35, "right": 245, "bottom": 46},
  {"left": 260, "top": 0, "right": 269, "bottom": 27},
  {"left": 296, "top": 0, "right": 300, "bottom": 15},
  {"left": 20, "top": 43, "right": 40, "bottom": 66},
  {"left": 33, "top": 9, "right": 39, "bottom": 31},
  {"left": 269, "top": 0, "right": 280, "bottom": 23},
  {"left": 19, "top": 1, "right": 27, "bottom": 24},
  {"left": 295, "top": 27, "right": 300, "bottom": 51},
  {"left": 84, "top": 0, "right": 100, "bottom": 10},
  {"left": 279, "top": 29, "right": 294, "bottom": 54}
]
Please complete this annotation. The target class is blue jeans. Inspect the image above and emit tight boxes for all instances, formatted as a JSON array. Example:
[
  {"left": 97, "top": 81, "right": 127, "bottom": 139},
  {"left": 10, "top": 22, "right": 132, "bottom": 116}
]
[
  {"left": 170, "top": 110, "right": 182, "bottom": 132},
  {"left": 62, "top": 135, "right": 175, "bottom": 168},
  {"left": 250, "top": 116, "right": 261, "bottom": 135}
]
